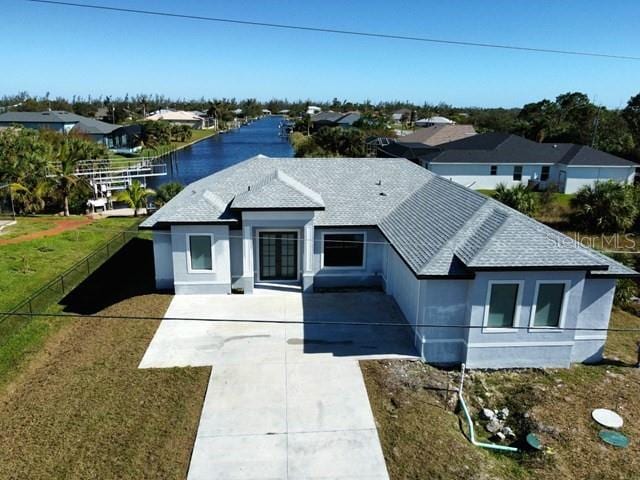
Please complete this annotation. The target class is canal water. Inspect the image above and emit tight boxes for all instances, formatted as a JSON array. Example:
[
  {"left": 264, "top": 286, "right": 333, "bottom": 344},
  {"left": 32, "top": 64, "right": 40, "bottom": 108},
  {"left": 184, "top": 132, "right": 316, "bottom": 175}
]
[{"left": 149, "top": 115, "right": 293, "bottom": 188}]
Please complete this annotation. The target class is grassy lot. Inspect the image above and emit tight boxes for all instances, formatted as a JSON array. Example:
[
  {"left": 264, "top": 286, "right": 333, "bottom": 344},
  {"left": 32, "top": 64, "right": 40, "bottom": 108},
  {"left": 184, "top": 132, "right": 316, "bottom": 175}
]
[
  {"left": 362, "top": 308, "right": 640, "bottom": 480},
  {"left": 0, "top": 216, "right": 141, "bottom": 390},
  {"left": 0, "top": 216, "right": 140, "bottom": 311},
  {"left": 0, "top": 238, "right": 209, "bottom": 479}
]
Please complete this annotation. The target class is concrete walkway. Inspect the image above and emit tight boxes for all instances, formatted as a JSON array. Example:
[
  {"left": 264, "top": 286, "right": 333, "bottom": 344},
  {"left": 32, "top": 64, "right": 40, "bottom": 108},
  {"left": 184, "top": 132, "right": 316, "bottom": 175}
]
[{"left": 140, "top": 290, "right": 417, "bottom": 480}]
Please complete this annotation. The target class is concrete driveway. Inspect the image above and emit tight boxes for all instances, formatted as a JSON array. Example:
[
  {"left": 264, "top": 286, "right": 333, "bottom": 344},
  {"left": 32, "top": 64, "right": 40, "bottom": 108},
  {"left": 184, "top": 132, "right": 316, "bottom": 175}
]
[{"left": 140, "top": 289, "right": 417, "bottom": 480}]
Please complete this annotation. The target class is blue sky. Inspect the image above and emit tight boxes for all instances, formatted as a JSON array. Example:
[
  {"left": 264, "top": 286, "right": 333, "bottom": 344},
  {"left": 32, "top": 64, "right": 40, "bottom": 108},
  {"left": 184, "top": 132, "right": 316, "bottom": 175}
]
[{"left": 2, "top": 0, "right": 640, "bottom": 107}]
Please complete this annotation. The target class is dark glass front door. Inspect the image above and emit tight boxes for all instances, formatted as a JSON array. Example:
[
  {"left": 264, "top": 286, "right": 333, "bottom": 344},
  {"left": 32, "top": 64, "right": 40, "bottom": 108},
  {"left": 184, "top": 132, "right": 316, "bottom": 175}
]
[{"left": 259, "top": 232, "right": 298, "bottom": 280}]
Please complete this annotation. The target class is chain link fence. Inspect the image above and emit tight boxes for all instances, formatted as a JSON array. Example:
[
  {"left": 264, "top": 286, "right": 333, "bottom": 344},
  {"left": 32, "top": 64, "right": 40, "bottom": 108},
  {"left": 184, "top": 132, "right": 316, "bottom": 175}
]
[{"left": 0, "top": 231, "right": 139, "bottom": 344}]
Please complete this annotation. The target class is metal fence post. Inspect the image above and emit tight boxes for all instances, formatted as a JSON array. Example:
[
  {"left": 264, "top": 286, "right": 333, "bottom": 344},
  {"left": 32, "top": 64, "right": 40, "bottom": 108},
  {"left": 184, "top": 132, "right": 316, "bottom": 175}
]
[
  {"left": 28, "top": 300, "right": 33, "bottom": 320},
  {"left": 60, "top": 275, "right": 65, "bottom": 294},
  {"left": 106, "top": 242, "right": 110, "bottom": 257},
  {"left": 86, "top": 258, "right": 91, "bottom": 275}
]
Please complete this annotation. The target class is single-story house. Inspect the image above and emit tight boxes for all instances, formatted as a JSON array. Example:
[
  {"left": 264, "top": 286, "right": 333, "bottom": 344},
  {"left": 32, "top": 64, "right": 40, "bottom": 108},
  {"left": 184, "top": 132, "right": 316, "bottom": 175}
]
[
  {"left": 140, "top": 155, "right": 637, "bottom": 369},
  {"left": 398, "top": 124, "right": 477, "bottom": 146},
  {"left": 0, "top": 110, "right": 137, "bottom": 150},
  {"left": 415, "top": 115, "right": 455, "bottom": 127},
  {"left": 306, "top": 105, "right": 322, "bottom": 115},
  {"left": 144, "top": 110, "right": 205, "bottom": 129},
  {"left": 408, "top": 132, "right": 637, "bottom": 193},
  {"left": 391, "top": 108, "right": 412, "bottom": 122},
  {"left": 310, "top": 111, "right": 361, "bottom": 130}
]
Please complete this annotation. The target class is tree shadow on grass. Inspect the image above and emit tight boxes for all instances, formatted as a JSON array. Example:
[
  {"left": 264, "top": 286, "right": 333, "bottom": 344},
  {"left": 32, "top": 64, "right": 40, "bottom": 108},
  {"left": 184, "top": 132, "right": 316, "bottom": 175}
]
[{"left": 59, "top": 237, "right": 159, "bottom": 315}]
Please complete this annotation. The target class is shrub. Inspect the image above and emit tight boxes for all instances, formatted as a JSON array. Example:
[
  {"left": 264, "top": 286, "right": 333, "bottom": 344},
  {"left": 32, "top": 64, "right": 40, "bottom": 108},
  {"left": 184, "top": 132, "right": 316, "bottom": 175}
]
[
  {"left": 493, "top": 183, "right": 538, "bottom": 216},
  {"left": 570, "top": 181, "right": 638, "bottom": 233}
]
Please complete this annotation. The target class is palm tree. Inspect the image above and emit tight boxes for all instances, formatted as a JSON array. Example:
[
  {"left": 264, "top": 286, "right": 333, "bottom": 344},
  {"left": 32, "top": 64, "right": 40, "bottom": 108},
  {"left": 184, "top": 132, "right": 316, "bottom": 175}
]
[
  {"left": 115, "top": 180, "right": 155, "bottom": 216},
  {"left": 493, "top": 183, "right": 538, "bottom": 216},
  {"left": 49, "top": 137, "right": 95, "bottom": 216},
  {"left": 570, "top": 181, "right": 638, "bottom": 233},
  {"left": 154, "top": 181, "right": 183, "bottom": 207}
]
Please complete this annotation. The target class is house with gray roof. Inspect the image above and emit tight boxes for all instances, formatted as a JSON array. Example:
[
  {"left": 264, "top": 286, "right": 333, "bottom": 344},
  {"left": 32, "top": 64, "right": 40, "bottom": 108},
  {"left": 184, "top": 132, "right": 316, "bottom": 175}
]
[
  {"left": 0, "top": 110, "right": 138, "bottom": 151},
  {"left": 310, "top": 111, "right": 361, "bottom": 130},
  {"left": 140, "top": 155, "right": 637, "bottom": 368},
  {"left": 417, "top": 132, "right": 638, "bottom": 193}
]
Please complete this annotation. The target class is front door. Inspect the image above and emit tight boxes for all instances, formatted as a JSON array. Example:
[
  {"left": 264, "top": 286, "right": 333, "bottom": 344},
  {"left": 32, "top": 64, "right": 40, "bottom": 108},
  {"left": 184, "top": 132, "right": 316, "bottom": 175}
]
[{"left": 259, "top": 232, "right": 298, "bottom": 281}]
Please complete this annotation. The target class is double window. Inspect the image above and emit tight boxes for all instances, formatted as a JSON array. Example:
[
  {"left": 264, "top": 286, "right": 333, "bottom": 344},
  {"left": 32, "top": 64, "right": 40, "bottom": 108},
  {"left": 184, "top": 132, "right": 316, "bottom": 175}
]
[
  {"left": 187, "top": 234, "right": 214, "bottom": 272},
  {"left": 513, "top": 165, "right": 523, "bottom": 181},
  {"left": 483, "top": 280, "right": 569, "bottom": 331},
  {"left": 322, "top": 232, "right": 365, "bottom": 268}
]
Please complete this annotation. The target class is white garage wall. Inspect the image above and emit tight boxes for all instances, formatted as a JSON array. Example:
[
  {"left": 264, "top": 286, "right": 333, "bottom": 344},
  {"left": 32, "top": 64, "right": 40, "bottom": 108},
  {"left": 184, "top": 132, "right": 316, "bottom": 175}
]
[
  {"left": 563, "top": 166, "right": 636, "bottom": 193},
  {"left": 428, "top": 163, "right": 546, "bottom": 189}
]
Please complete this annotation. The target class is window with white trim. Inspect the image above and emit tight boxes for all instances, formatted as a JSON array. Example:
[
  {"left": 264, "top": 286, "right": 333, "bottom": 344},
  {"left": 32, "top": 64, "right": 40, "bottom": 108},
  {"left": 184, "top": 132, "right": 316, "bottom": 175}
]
[
  {"left": 486, "top": 283, "right": 520, "bottom": 328},
  {"left": 532, "top": 283, "right": 565, "bottom": 327},
  {"left": 188, "top": 234, "right": 213, "bottom": 271},
  {"left": 323, "top": 233, "right": 365, "bottom": 267}
]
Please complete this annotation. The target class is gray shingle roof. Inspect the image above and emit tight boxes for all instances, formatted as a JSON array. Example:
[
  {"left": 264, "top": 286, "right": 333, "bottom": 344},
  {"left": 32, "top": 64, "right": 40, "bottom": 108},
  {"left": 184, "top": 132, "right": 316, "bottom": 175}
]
[
  {"left": 553, "top": 143, "right": 637, "bottom": 167},
  {"left": 0, "top": 110, "right": 120, "bottom": 135},
  {"left": 231, "top": 169, "right": 324, "bottom": 210},
  {"left": 141, "top": 155, "right": 638, "bottom": 278},
  {"left": 420, "top": 132, "right": 636, "bottom": 168}
]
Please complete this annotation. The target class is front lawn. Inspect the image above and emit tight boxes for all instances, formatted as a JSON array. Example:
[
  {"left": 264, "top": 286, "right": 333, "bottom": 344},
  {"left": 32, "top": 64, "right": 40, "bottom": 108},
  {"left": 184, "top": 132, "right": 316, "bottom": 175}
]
[
  {"left": 362, "top": 309, "right": 640, "bottom": 479},
  {"left": 0, "top": 238, "right": 209, "bottom": 479}
]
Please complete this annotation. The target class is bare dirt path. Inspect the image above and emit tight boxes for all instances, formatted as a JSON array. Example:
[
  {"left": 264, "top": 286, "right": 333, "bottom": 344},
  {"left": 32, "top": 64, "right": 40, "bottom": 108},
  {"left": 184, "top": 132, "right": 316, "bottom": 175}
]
[{"left": 0, "top": 217, "right": 93, "bottom": 245}]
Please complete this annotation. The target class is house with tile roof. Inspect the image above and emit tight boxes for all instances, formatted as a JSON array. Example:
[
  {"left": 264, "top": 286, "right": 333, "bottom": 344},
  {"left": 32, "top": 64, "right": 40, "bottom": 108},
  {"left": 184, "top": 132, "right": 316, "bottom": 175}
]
[
  {"left": 140, "top": 155, "right": 637, "bottom": 368},
  {"left": 417, "top": 132, "right": 638, "bottom": 193}
]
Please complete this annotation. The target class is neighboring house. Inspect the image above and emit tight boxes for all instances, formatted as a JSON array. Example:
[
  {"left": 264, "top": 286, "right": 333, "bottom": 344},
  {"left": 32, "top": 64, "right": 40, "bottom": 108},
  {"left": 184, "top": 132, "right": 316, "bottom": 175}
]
[
  {"left": 418, "top": 133, "right": 638, "bottom": 193},
  {"left": 398, "top": 124, "right": 477, "bottom": 146},
  {"left": 144, "top": 110, "right": 205, "bottom": 129},
  {"left": 391, "top": 108, "right": 412, "bottom": 122},
  {"left": 415, "top": 115, "right": 455, "bottom": 127},
  {"left": 310, "top": 111, "right": 361, "bottom": 129},
  {"left": 306, "top": 105, "right": 322, "bottom": 115},
  {"left": 0, "top": 110, "right": 137, "bottom": 150},
  {"left": 140, "top": 155, "right": 637, "bottom": 369}
]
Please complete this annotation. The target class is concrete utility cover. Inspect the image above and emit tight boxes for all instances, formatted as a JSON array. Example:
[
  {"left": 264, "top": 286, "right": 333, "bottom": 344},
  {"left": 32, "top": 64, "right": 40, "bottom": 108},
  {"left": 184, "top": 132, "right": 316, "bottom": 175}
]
[{"left": 592, "top": 408, "right": 624, "bottom": 429}]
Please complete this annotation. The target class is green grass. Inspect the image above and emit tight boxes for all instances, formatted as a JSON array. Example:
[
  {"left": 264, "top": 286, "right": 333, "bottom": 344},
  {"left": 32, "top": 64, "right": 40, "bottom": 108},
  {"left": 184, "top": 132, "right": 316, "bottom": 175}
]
[
  {"left": 0, "top": 216, "right": 140, "bottom": 311},
  {"left": 0, "top": 218, "right": 57, "bottom": 240},
  {"left": 0, "top": 216, "right": 141, "bottom": 389},
  {"left": 0, "top": 239, "right": 209, "bottom": 478}
]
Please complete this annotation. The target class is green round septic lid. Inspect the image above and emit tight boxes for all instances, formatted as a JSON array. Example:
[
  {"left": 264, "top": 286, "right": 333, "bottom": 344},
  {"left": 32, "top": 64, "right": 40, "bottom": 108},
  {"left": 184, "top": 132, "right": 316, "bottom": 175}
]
[
  {"left": 599, "top": 430, "right": 629, "bottom": 449},
  {"left": 526, "top": 433, "right": 543, "bottom": 450}
]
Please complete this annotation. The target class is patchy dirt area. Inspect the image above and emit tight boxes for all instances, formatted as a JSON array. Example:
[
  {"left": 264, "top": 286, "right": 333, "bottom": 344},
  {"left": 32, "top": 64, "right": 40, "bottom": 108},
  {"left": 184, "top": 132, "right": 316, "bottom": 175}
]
[
  {"left": 362, "top": 353, "right": 640, "bottom": 479},
  {"left": 0, "top": 216, "right": 92, "bottom": 244},
  {"left": 0, "top": 239, "right": 210, "bottom": 479}
]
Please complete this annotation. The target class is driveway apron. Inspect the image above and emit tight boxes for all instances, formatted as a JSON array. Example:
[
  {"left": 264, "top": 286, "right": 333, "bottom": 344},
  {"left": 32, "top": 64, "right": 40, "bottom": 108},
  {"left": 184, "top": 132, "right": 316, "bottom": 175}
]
[{"left": 139, "top": 290, "right": 417, "bottom": 479}]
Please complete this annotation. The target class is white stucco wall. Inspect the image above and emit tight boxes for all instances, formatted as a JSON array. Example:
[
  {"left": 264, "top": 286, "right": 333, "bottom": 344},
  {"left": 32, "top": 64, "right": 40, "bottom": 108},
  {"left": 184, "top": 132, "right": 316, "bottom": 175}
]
[
  {"left": 572, "top": 278, "right": 616, "bottom": 363},
  {"left": 562, "top": 166, "right": 635, "bottom": 193},
  {"left": 152, "top": 231, "right": 173, "bottom": 289},
  {"left": 313, "top": 227, "right": 384, "bottom": 289},
  {"left": 428, "top": 163, "right": 549, "bottom": 189},
  {"left": 464, "top": 270, "right": 585, "bottom": 368},
  {"left": 170, "top": 224, "right": 231, "bottom": 294}
]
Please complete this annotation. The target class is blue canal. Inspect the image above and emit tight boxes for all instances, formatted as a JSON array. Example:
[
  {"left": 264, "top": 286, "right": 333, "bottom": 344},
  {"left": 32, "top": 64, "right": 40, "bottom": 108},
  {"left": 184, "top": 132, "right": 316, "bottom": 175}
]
[{"left": 150, "top": 115, "right": 293, "bottom": 188}]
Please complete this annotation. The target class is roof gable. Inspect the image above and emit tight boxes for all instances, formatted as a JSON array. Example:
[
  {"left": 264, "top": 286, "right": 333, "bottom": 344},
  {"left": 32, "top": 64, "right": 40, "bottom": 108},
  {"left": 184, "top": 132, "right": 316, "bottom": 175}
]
[{"left": 230, "top": 169, "right": 325, "bottom": 210}]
